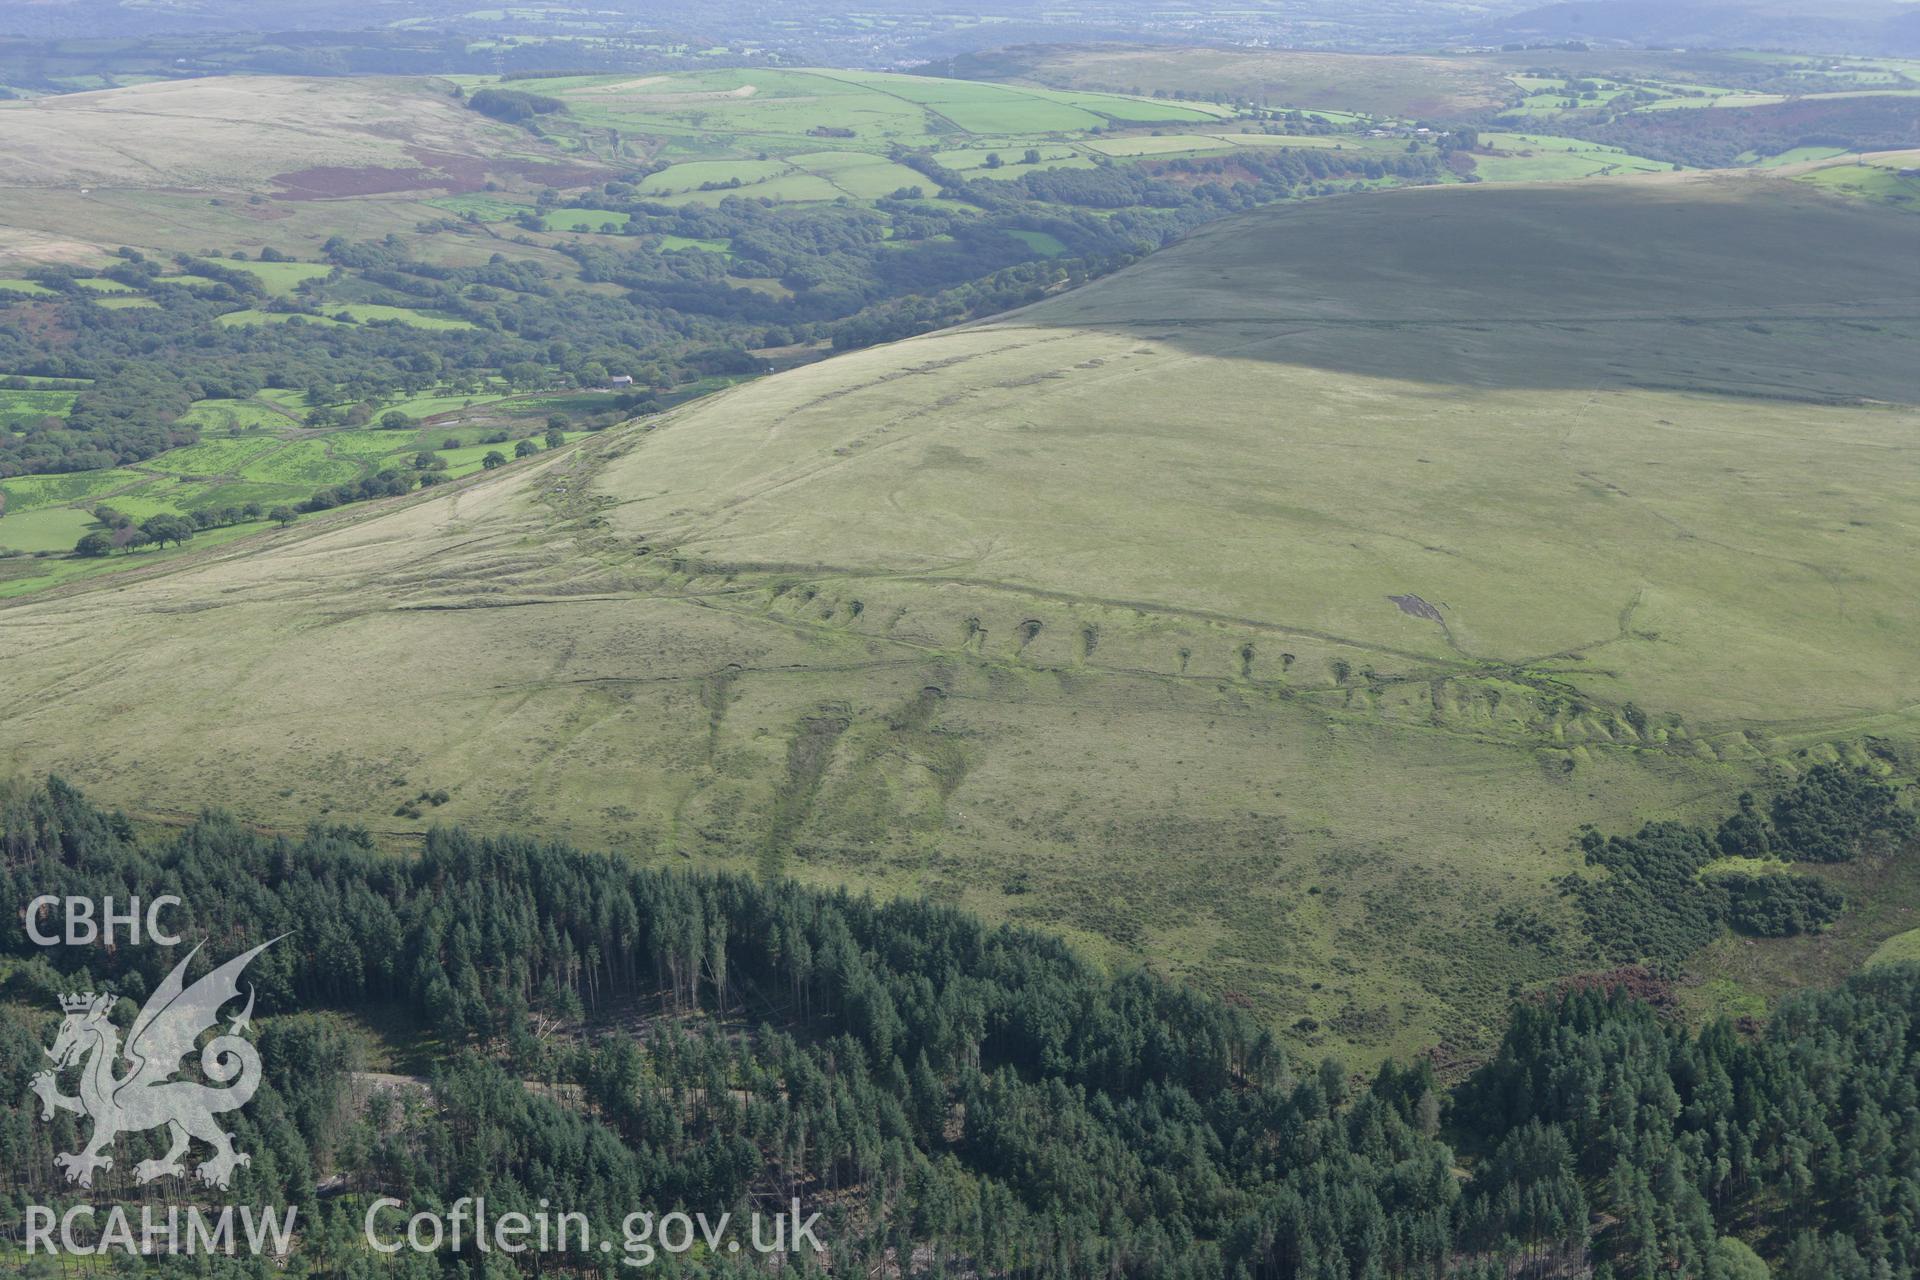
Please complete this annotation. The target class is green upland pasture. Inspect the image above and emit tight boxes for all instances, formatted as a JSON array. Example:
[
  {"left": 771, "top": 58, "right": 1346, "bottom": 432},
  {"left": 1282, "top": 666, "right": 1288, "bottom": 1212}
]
[
  {"left": 0, "top": 519, "right": 271, "bottom": 599},
  {"left": 965, "top": 46, "right": 1511, "bottom": 118},
  {"left": 151, "top": 272, "right": 222, "bottom": 289},
  {"left": 1870, "top": 929, "right": 1920, "bottom": 968},
  {"left": 636, "top": 159, "right": 794, "bottom": 194},
  {"left": 434, "top": 441, "right": 530, "bottom": 477},
  {"left": 138, "top": 436, "right": 290, "bottom": 477},
  {"left": 71, "top": 435, "right": 370, "bottom": 499},
  {"left": 325, "top": 426, "right": 571, "bottom": 473},
  {"left": 327, "top": 303, "right": 477, "bottom": 329},
  {"left": 1007, "top": 229, "right": 1068, "bottom": 256},
  {"left": 424, "top": 194, "right": 531, "bottom": 222},
  {"left": 650, "top": 173, "right": 844, "bottom": 206},
  {"left": 0, "top": 374, "right": 89, "bottom": 388},
  {"left": 932, "top": 144, "right": 1085, "bottom": 170},
  {"left": 788, "top": 151, "right": 941, "bottom": 199},
  {"left": 0, "top": 505, "right": 91, "bottom": 553},
  {"left": 0, "top": 278, "right": 56, "bottom": 296},
  {"left": 0, "top": 468, "right": 132, "bottom": 513},
  {"left": 1498, "top": 76, "right": 1646, "bottom": 118},
  {"left": 178, "top": 397, "right": 294, "bottom": 432},
  {"left": 864, "top": 72, "right": 1229, "bottom": 126},
  {"left": 1052, "top": 92, "right": 1237, "bottom": 123},
  {"left": 602, "top": 174, "right": 1920, "bottom": 734},
  {"left": 512, "top": 391, "right": 616, "bottom": 419},
  {"left": 1086, "top": 133, "right": 1242, "bottom": 157},
  {"left": 832, "top": 74, "right": 1109, "bottom": 134},
  {"left": 1752, "top": 145, "right": 1854, "bottom": 167},
  {"left": 657, "top": 234, "right": 732, "bottom": 254},
  {"left": 0, "top": 444, "right": 1710, "bottom": 1061},
  {"left": 92, "top": 295, "right": 157, "bottom": 309},
  {"left": 1088, "top": 132, "right": 1358, "bottom": 159},
  {"left": 958, "top": 157, "right": 1101, "bottom": 180},
  {"left": 1798, "top": 158, "right": 1920, "bottom": 209},
  {"left": 382, "top": 390, "right": 511, "bottom": 420},
  {"left": 542, "top": 208, "right": 632, "bottom": 232},
  {"left": 1679, "top": 823, "right": 1920, "bottom": 1022},
  {"left": 238, "top": 440, "right": 361, "bottom": 486},
  {"left": 4, "top": 172, "right": 1916, "bottom": 1060},
  {"left": 255, "top": 387, "right": 311, "bottom": 411},
  {"left": 1473, "top": 133, "right": 1674, "bottom": 182},
  {"left": 228, "top": 259, "right": 333, "bottom": 294},
  {"left": 324, "top": 429, "right": 430, "bottom": 459},
  {"left": 0, "top": 172, "right": 503, "bottom": 273},
  {"left": 1643, "top": 92, "right": 1790, "bottom": 110},
  {"left": 548, "top": 69, "right": 948, "bottom": 149},
  {"left": 76, "top": 478, "right": 212, "bottom": 521},
  {"left": 216, "top": 309, "right": 349, "bottom": 328},
  {"left": 538, "top": 68, "right": 1224, "bottom": 158},
  {"left": 1803, "top": 88, "right": 1920, "bottom": 102},
  {"left": 0, "top": 386, "right": 78, "bottom": 426}
]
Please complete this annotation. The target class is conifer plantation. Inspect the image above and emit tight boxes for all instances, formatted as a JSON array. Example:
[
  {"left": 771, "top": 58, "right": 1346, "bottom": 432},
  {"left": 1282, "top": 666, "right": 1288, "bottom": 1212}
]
[{"left": 4, "top": 779, "right": 1918, "bottom": 1277}]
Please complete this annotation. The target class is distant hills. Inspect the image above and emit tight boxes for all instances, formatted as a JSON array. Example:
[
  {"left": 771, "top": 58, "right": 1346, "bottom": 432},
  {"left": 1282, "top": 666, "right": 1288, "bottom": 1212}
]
[{"left": 1466, "top": 0, "right": 1920, "bottom": 57}]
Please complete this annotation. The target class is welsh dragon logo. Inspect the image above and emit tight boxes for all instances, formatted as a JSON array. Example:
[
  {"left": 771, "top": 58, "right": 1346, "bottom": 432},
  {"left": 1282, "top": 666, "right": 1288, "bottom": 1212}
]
[{"left": 28, "top": 939, "right": 279, "bottom": 1191}]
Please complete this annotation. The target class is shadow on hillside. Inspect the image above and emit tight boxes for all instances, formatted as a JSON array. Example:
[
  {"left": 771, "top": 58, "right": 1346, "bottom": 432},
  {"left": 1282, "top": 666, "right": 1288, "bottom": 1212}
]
[{"left": 1026, "top": 179, "right": 1920, "bottom": 404}]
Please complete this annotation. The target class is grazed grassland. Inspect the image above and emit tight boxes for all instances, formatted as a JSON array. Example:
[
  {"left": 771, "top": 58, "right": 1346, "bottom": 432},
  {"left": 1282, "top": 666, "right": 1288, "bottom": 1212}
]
[{"left": 1, "top": 172, "right": 1915, "bottom": 1061}]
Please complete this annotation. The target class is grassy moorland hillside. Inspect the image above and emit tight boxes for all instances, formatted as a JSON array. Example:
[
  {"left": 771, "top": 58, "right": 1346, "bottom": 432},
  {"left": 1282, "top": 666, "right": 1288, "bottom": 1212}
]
[
  {"left": 601, "top": 171, "right": 1920, "bottom": 727},
  {"left": 1, "top": 167, "right": 1915, "bottom": 1060},
  {"left": 0, "top": 70, "right": 1320, "bottom": 594},
  {"left": 939, "top": 44, "right": 1516, "bottom": 118},
  {"left": 0, "top": 75, "right": 541, "bottom": 192}
]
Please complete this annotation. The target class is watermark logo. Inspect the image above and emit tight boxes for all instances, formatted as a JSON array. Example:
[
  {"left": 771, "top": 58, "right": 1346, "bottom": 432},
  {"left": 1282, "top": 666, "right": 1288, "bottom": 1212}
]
[{"left": 28, "top": 938, "right": 278, "bottom": 1190}]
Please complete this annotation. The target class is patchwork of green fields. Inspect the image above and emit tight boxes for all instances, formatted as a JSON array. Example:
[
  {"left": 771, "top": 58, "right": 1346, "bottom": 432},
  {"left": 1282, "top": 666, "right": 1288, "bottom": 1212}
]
[{"left": 0, "top": 379, "right": 581, "bottom": 571}]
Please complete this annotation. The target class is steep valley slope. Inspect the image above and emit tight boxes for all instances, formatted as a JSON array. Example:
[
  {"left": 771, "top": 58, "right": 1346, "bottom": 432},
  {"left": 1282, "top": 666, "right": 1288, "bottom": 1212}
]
[{"left": 3, "top": 169, "right": 1917, "bottom": 1060}]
